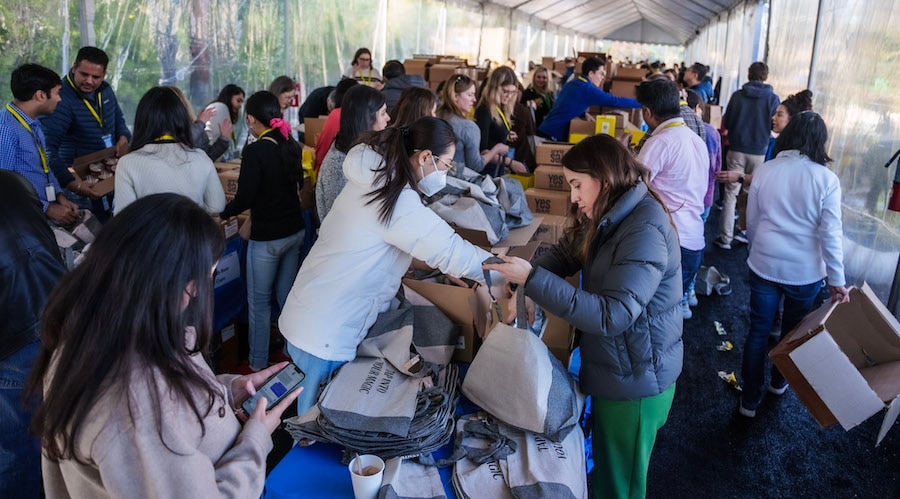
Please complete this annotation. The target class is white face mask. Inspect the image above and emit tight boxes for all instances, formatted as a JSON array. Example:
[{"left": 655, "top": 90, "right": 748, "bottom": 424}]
[{"left": 418, "top": 156, "right": 448, "bottom": 197}]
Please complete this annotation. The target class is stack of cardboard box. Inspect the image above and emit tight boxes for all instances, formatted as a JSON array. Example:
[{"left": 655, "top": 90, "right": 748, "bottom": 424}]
[
  {"left": 526, "top": 142, "right": 573, "bottom": 259},
  {"left": 609, "top": 65, "right": 645, "bottom": 99}
]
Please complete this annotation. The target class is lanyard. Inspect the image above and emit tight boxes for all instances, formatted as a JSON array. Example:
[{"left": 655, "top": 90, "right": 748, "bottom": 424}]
[
  {"left": 257, "top": 128, "right": 274, "bottom": 140},
  {"left": 659, "top": 121, "right": 685, "bottom": 132},
  {"left": 496, "top": 106, "right": 511, "bottom": 132},
  {"left": 66, "top": 74, "right": 103, "bottom": 128},
  {"left": 577, "top": 76, "right": 588, "bottom": 83},
  {"left": 360, "top": 69, "right": 371, "bottom": 84},
  {"left": 154, "top": 134, "right": 176, "bottom": 142},
  {"left": 6, "top": 103, "right": 49, "bottom": 174}
]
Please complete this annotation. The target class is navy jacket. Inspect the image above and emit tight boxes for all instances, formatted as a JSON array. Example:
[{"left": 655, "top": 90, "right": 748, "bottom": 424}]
[
  {"left": 691, "top": 77, "right": 715, "bottom": 103},
  {"left": 525, "top": 183, "right": 683, "bottom": 400},
  {"left": 381, "top": 75, "right": 426, "bottom": 113},
  {"left": 723, "top": 81, "right": 780, "bottom": 155},
  {"left": 0, "top": 171, "right": 66, "bottom": 359},
  {"left": 41, "top": 74, "right": 131, "bottom": 187}
]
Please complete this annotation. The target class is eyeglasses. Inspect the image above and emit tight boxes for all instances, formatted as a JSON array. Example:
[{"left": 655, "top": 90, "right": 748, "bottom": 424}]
[
  {"left": 358, "top": 57, "right": 371, "bottom": 62},
  {"left": 434, "top": 156, "right": 457, "bottom": 173},
  {"left": 501, "top": 88, "right": 517, "bottom": 97}
]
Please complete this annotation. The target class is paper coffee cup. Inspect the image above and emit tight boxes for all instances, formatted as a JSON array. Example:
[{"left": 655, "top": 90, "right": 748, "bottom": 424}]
[{"left": 348, "top": 454, "right": 384, "bottom": 499}]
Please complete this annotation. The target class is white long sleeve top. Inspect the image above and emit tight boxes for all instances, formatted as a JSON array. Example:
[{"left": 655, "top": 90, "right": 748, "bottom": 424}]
[{"left": 746, "top": 150, "right": 845, "bottom": 286}]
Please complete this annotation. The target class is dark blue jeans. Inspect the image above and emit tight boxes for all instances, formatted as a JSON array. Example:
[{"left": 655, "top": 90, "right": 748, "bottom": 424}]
[
  {"left": 0, "top": 341, "right": 41, "bottom": 497},
  {"left": 680, "top": 246, "right": 703, "bottom": 299},
  {"left": 741, "top": 271, "right": 823, "bottom": 409}
]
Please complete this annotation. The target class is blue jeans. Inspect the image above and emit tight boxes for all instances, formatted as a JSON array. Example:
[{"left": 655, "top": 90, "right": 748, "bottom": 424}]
[
  {"left": 286, "top": 342, "right": 346, "bottom": 417},
  {"left": 247, "top": 231, "right": 304, "bottom": 371},
  {"left": 741, "top": 271, "right": 823, "bottom": 409},
  {"left": 680, "top": 246, "right": 703, "bottom": 300},
  {"left": 0, "top": 341, "right": 41, "bottom": 497}
]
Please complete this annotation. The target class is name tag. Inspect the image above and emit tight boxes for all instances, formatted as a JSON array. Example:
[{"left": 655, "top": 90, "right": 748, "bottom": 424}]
[
  {"left": 102, "top": 134, "right": 113, "bottom": 148},
  {"left": 45, "top": 184, "right": 55, "bottom": 202}
]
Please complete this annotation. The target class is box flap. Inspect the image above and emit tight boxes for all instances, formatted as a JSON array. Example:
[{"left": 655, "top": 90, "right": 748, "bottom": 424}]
[
  {"left": 859, "top": 283, "right": 900, "bottom": 340},
  {"left": 454, "top": 217, "right": 542, "bottom": 249},
  {"left": 858, "top": 360, "right": 900, "bottom": 402},
  {"left": 876, "top": 395, "right": 900, "bottom": 446},
  {"left": 789, "top": 332, "right": 885, "bottom": 430},
  {"left": 401, "top": 278, "right": 474, "bottom": 326}
]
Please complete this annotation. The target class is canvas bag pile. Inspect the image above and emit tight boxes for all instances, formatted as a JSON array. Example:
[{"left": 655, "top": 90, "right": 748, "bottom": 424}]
[
  {"left": 427, "top": 170, "right": 533, "bottom": 244},
  {"left": 450, "top": 412, "right": 588, "bottom": 499},
  {"left": 51, "top": 210, "right": 102, "bottom": 268},
  {"left": 462, "top": 270, "right": 583, "bottom": 442},
  {"left": 284, "top": 301, "right": 460, "bottom": 460}
]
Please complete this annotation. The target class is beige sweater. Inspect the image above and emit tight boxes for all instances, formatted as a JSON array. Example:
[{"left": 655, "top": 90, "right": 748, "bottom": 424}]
[
  {"left": 42, "top": 354, "right": 272, "bottom": 498},
  {"left": 114, "top": 143, "right": 226, "bottom": 215}
]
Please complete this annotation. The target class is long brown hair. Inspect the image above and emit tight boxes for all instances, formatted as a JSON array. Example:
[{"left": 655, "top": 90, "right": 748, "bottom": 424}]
[{"left": 561, "top": 134, "right": 671, "bottom": 260}]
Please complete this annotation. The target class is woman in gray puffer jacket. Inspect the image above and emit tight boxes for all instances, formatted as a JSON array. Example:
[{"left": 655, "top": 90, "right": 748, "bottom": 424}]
[{"left": 484, "top": 134, "right": 683, "bottom": 499}]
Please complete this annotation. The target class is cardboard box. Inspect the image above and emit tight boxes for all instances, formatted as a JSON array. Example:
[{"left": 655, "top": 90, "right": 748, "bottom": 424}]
[
  {"left": 526, "top": 188, "right": 571, "bottom": 216},
  {"left": 534, "top": 165, "right": 569, "bottom": 191},
  {"left": 402, "top": 277, "right": 493, "bottom": 363},
  {"left": 613, "top": 66, "right": 646, "bottom": 80},
  {"left": 541, "top": 57, "right": 556, "bottom": 70},
  {"left": 404, "top": 59, "right": 430, "bottom": 80},
  {"left": 218, "top": 169, "right": 240, "bottom": 196},
  {"left": 569, "top": 118, "right": 595, "bottom": 143},
  {"left": 70, "top": 147, "right": 118, "bottom": 196},
  {"left": 595, "top": 114, "right": 618, "bottom": 136},
  {"left": 454, "top": 67, "right": 479, "bottom": 80},
  {"left": 535, "top": 141, "right": 573, "bottom": 166},
  {"left": 610, "top": 79, "right": 639, "bottom": 99},
  {"left": 703, "top": 104, "right": 723, "bottom": 129},
  {"left": 454, "top": 216, "right": 542, "bottom": 250},
  {"left": 215, "top": 162, "right": 240, "bottom": 173},
  {"left": 429, "top": 63, "right": 463, "bottom": 83},
  {"left": 303, "top": 116, "right": 327, "bottom": 147},
  {"left": 530, "top": 214, "right": 568, "bottom": 244},
  {"left": 769, "top": 284, "right": 900, "bottom": 445}
]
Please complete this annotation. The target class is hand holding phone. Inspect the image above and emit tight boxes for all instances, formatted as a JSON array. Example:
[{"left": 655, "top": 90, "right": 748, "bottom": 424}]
[{"left": 241, "top": 363, "right": 305, "bottom": 415}]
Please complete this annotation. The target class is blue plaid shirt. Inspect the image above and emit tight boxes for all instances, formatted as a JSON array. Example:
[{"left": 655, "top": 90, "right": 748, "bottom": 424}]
[{"left": 0, "top": 103, "right": 61, "bottom": 211}]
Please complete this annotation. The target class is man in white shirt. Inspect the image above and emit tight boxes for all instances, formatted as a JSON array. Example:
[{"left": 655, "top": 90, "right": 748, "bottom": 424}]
[{"left": 636, "top": 78, "right": 709, "bottom": 319}]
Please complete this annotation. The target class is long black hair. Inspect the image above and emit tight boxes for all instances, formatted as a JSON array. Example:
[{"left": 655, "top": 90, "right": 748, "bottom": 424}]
[
  {"left": 335, "top": 85, "right": 385, "bottom": 153},
  {"left": 26, "top": 193, "right": 226, "bottom": 462},
  {"left": 364, "top": 116, "right": 457, "bottom": 224},
  {"left": 772, "top": 111, "right": 832, "bottom": 165},
  {"left": 215, "top": 84, "right": 245, "bottom": 123},
  {"left": 130, "top": 86, "right": 194, "bottom": 151},
  {"left": 245, "top": 91, "right": 303, "bottom": 185}
]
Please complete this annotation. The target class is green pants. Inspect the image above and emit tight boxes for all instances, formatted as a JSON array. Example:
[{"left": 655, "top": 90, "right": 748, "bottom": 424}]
[{"left": 591, "top": 383, "right": 676, "bottom": 499}]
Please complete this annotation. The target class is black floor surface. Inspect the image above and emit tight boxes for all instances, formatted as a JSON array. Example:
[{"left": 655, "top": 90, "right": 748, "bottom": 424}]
[{"left": 266, "top": 207, "right": 900, "bottom": 497}]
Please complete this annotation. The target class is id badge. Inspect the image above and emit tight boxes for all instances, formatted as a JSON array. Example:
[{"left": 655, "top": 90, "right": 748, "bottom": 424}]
[
  {"left": 506, "top": 148, "right": 516, "bottom": 159},
  {"left": 102, "top": 134, "right": 113, "bottom": 148},
  {"left": 45, "top": 184, "right": 55, "bottom": 202}
]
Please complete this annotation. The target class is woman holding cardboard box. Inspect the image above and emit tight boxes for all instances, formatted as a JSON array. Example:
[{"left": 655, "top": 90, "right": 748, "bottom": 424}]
[
  {"left": 279, "top": 116, "right": 498, "bottom": 417},
  {"left": 484, "top": 134, "right": 682, "bottom": 499},
  {"left": 739, "top": 111, "right": 849, "bottom": 418}
]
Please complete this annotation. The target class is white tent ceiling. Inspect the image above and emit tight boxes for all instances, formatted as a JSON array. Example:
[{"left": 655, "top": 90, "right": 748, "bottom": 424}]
[{"left": 487, "top": 0, "right": 741, "bottom": 45}]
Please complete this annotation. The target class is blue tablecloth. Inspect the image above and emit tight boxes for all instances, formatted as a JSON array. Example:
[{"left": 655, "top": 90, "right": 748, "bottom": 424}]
[{"left": 263, "top": 441, "right": 456, "bottom": 499}]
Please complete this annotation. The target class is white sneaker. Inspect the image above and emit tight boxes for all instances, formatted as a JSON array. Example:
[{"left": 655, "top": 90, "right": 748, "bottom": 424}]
[
  {"left": 681, "top": 300, "right": 692, "bottom": 320},
  {"left": 734, "top": 231, "right": 749, "bottom": 244},
  {"left": 768, "top": 383, "right": 788, "bottom": 395},
  {"left": 738, "top": 404, "right": 756, "bottom": 418},
  {"left": 688, "top": 289, "right": 698, "bottom": 307},
  {"left": 713, "top": 236, "right": 732, "bottom": 250}
]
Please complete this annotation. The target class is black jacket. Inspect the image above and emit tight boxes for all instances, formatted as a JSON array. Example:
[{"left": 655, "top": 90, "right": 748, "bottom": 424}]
[
  {"left": 526, "top": 183, "right": 683, "bottom": 400},
  {"left": 0, "top": 171, "right": 66, "bottom": 359},
  {"left": 381, "top": 75, "right": 427, "bottom": 113}
]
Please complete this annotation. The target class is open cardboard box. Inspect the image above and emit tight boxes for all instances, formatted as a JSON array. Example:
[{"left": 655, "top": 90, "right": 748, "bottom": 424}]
[
  {"left": 454, "top": 216, "right": 542, "bottom": 250},
  {"left": 303, "top": 116, "right": 328, "bottom": 147},
  {"left": 402, "top": 277, "right": 493, "bottom": 363},
  {"left": 769, "top": 283, "right": 900, "bottom": 445},
  {"left": 71, "top": 147, "right": 118, "bottom": 196}
]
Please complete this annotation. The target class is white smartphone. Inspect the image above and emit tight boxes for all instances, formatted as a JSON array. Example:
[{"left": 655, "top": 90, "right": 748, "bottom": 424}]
[{"left": 241, "top": 363, "right": 305, "bottom": 414}]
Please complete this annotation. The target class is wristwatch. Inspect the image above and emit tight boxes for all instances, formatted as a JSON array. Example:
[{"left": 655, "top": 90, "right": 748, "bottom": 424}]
[{"left": 737, "top": 174, "right": 745, "bottom": 185}]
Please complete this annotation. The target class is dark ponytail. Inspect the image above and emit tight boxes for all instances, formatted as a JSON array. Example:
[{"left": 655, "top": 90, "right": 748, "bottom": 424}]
[
  {"left": 363, "top": 116, "right": 457, "bottom": 224},
  {"left": 245, "top": 91, "right": 302, "bottom": 185}
]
